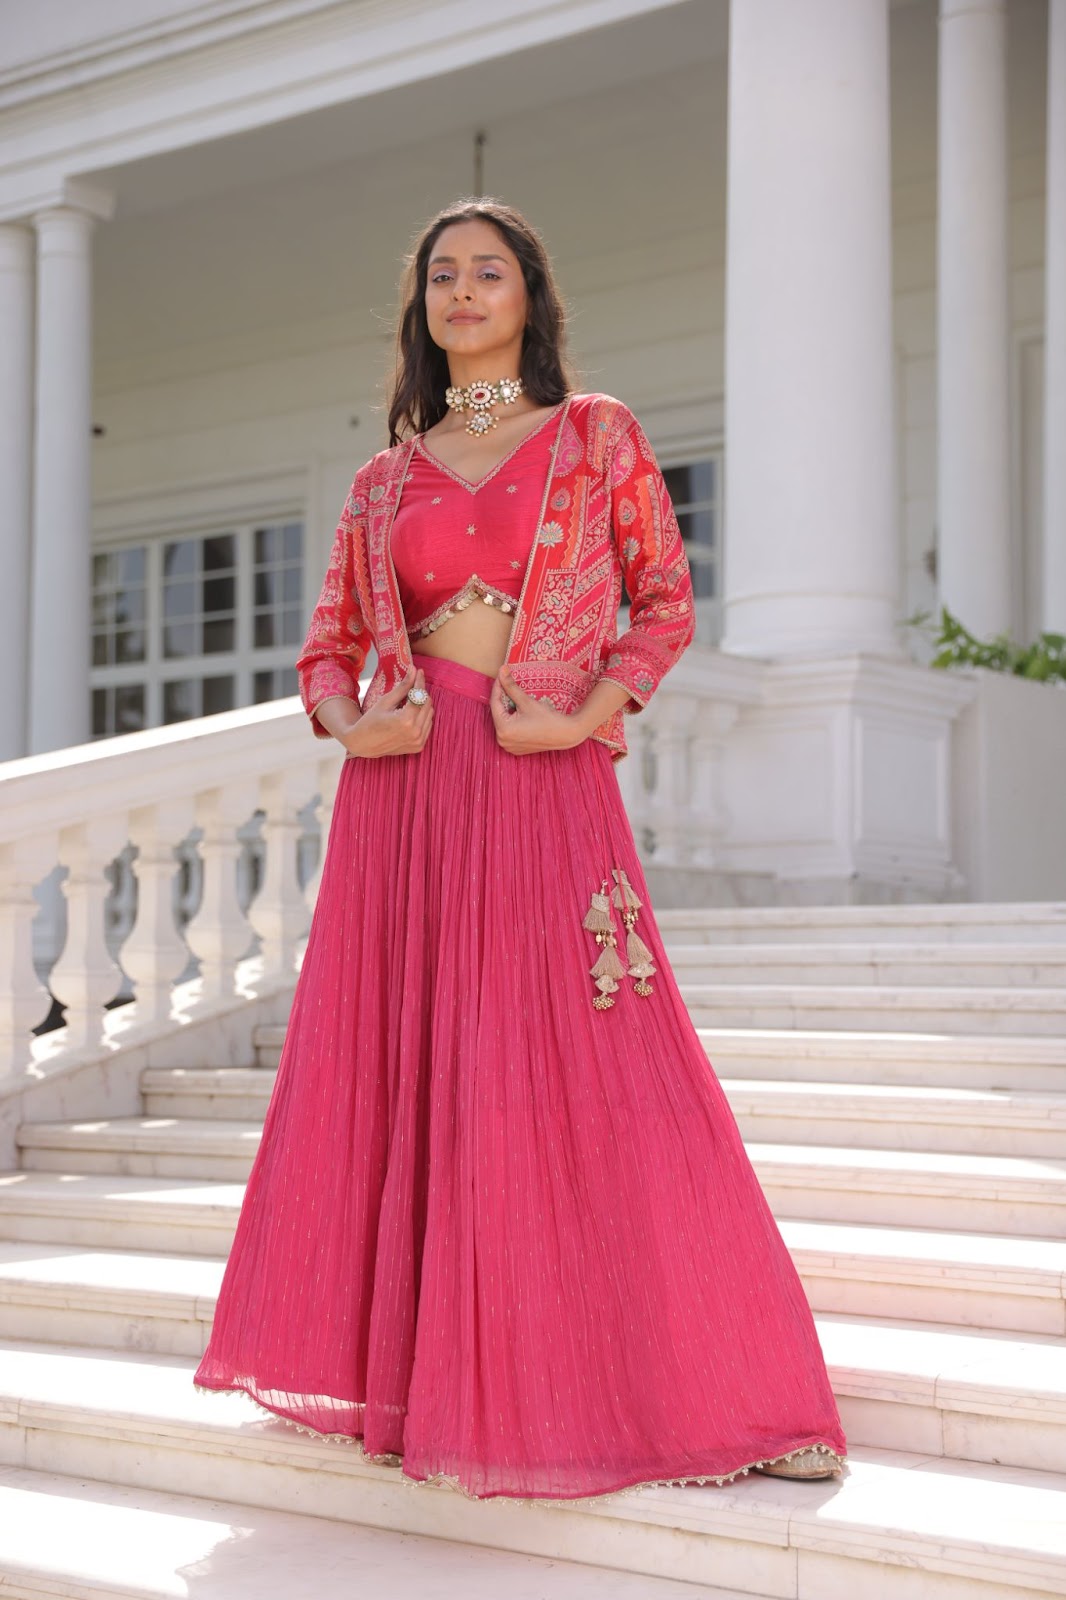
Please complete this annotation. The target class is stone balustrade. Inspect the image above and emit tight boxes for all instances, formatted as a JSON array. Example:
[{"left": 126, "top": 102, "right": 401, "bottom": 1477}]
[{"left": 0, "top": 654, "right": 746, "bottom": 1081}]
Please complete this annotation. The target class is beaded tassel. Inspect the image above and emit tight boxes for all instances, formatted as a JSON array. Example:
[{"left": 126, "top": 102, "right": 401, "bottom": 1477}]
[
  {"left": 582, "top": 880, "right": 625, "bottom": 1009},
  {"left": 611, "top": 866, "right": 656, "bottom": 996}
]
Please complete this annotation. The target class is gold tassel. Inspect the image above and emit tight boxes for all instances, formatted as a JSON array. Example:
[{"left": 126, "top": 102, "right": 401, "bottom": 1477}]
[
  {"left": 611, "top": 870, "right": 643, "bottom": 912},
  {"left": 611, "top": 866, "right": 656, "bottom": 997},
  {"left": 581, "top": 888, "right": 614, "bottom": 935},
  {"left": 591, "top": 942, "right": 627, "bottom": 981},
  {"left": 582, "top": 880, "right": 622, "bottom": 1009}
]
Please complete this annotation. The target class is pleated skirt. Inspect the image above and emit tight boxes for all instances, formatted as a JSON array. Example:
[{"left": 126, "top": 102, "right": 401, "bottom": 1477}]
[{"left": 193, "top": 652, "right": 847, "bottom": 1500}]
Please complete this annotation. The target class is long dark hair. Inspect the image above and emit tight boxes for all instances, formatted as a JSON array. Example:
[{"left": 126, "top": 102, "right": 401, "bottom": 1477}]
[{"left": 385, "top": 197, "right": 579, "bottom": 447}]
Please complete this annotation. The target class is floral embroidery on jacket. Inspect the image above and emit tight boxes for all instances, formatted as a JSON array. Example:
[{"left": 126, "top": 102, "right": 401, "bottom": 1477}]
[{"left": 295, "top": 393, "right": 695, "bottom": 761}]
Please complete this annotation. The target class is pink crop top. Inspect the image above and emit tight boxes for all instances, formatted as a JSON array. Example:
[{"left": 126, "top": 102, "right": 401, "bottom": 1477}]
[{"left": 390, "top": 402, "right": 566, "bottom": 639}]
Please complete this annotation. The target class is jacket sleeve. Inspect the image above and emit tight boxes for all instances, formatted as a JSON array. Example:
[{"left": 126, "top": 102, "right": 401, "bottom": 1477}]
[
  {"left": 295, "top": 472, "right": 373, "bottom": 738},
  {"left": 597, "top": 405, "right": 696, "bottom": 714}
]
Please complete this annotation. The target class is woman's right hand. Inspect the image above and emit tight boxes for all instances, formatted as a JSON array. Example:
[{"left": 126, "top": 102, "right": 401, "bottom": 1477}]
[{"left": 342, "top": 665, "right": 434, "bottom": 758}]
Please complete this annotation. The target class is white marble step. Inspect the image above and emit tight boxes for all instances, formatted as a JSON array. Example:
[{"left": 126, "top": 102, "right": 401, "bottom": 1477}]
[
  {"left": 0, "top": 1174, "right": 1060, "bottom": 1335},
  {"left": 142, "top": 1065, "right": 278, "bottom": 1119},
  {"left": 139, "top": 1066, "right": 1066, "bottom": 1157},
  {"left": 783, "top": 1218, "right": 1066, "bottom": 1337},
  {"left": 251, "top": 1018, "right": 1066, "bottom": 1089},
  {"left": 666, "top": 941, "right": 1066, "bottom": 988},
  {"left": 15, "top": 1117, "right": 1063, "bottom": 1235},
  {"left": 692, "top": 1027, "right": 1066, "bottom": 1092},
  {"left": 0, "top": 1169, "right": 244, "bottom": 1255},
  {"left": 15, "top": 1116, "right": 260, "bottom": 1181},
  {"left": 1, "top": 1341, "right": 1064, "bottom": 1599},
  {"left": 0, "top": 1465, "right": 746, "bottom": 1600},
  {"left": 679, "top": 983, "right": 1066, "bottom": 1037},
  {"left": 723, "top": 1080, "right": 1066, "bottom": 1157},
  {"left": 750, "top": 1142, "right": 1066, "bottom": 1237},
  {"left": 653, "top": 902, "right": 1066, "bottom": 945},
  {"left": 0, "top": 1242, "right": 217, "bottom": 1356},
  {"left": 0, "top": 1245, "right": 1063, "bottom": 1474}
]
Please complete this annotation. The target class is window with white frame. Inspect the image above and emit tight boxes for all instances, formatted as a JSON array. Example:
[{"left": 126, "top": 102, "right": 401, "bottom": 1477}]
[
  {"left": 619, "top": 453, "right": 721, "bottom": 644},
  {"left": 662, "top": 457, "right": 719, "bottom": 606},
  {"left": 90, "top": 519, "right": 304, "bottom": 738}
]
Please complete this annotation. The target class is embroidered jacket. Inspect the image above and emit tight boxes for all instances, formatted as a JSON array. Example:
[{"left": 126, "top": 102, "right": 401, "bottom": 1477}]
[{"left": 295, "top": 391, "right": 695, "bottom": 762}]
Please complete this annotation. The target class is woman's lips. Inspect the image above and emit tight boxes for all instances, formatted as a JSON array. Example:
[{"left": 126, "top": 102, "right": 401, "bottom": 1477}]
[{"left": 447, "top": 314, "right": 485, "bottom": 323}]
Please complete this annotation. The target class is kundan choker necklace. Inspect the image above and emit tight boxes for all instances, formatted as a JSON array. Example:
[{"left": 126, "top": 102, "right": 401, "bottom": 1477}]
[{"left": 444, "top": 376, "right": 523, "bottom": 436}]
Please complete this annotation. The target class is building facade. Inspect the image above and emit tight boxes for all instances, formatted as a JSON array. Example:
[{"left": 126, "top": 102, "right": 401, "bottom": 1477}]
[{"left": 0, "top": 0, "right": 1063, "bottom": 899}]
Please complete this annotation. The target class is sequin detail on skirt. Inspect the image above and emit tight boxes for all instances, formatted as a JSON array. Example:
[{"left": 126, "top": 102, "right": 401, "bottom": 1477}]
[{"left": 193, "top": 653, "right": 847, "bottom": 1500}]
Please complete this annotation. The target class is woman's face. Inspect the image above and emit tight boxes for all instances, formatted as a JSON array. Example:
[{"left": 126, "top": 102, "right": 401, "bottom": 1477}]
[{"left": 423, "top": 218, "right": 529, "bottom": 366}]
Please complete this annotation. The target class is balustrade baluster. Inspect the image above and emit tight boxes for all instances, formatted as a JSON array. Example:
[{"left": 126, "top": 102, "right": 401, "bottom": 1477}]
[
  {"left": 183, "top": 782, "right": 258, "bottom": 1008},
  {"left": 689, "top": 703, "right": 740, "bottom": 869},
  {"left": 122, "top": 800, "right": 196, "bottom": 1027},
  {"left": 0, "top": 835, "right": 57, "bottom": 1073},
  {"left": 248, "top": 769, "right": 311, "bottom": 982},
  {"left": 303, "top": 755, "right": 342, "bottom": 913},
  {"left": 646, "top": 703, "right": 694, "bottom": 867},
  {"left": 49, "top": 816, "right": 129, "bottom": 1051}
]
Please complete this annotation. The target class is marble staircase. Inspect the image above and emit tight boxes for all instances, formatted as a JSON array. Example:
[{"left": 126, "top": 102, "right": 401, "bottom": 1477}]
[{"left": 0, "top": 905, "right": 1064, "bottom": 1598}]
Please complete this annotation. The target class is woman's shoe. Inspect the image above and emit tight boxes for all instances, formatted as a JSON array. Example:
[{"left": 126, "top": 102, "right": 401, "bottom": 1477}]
[{"left": 753, "top": 1447, "right": 844, "bottom": 1480}]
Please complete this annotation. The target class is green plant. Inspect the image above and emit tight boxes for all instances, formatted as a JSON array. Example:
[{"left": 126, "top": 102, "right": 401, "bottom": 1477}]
[{"left": 902, "top": 605, "right": 1066, "bottom": 684}]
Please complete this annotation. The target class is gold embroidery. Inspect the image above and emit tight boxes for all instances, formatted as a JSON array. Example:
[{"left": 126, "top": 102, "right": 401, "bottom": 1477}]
[{"left": 193, "top": 1379, "right": 845, "bottom": 1500}]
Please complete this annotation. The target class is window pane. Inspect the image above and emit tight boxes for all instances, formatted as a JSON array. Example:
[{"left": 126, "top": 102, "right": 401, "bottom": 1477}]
[
  {"left": 164, "top": 540, "right": 196, "bottom": 578},
  {"left": 689, "top": 460, "right": 716, "bottom": 501},
  {"left": 92, "top": 552, "right": 115, "bottom": 587},
  {"left": 164, "top": 621, "right": 197, "bottom": 659},
  {"left": 115, "top": 628, "right": 146, "bottom": 665},
  {"left": 281, "top": 608, "right": 302, "bottom": 646},
  {"left": 92, "top": 631, "right": 111, "bottom": 668},
  {"left": 202, "top": 576, "right": 235, "bottom": 613},
  {"left": 254, "top": 571, "right": 275, "bottom": 607},
  {"left": 282, "top": 567, "right": 301, "bottom": 604},
  {"left": 163, "top": 679, "right": 197, "bottom": 722},
  {"left": 254, "top": 526, "right": 277, "bottom": 566},
  {"left": 92, "top": 688, "right": 108, "bottom": 736},
  {"left": 115, "top": 684, "right": 145, "bottom": 733},
  {"left": 114, "top": 587, "right": 146, "bottom": 625},
  {"left": 164, "top": 581, "right": 196, "bottom": 619},
  {"left": 202, "top": 616, "right": 235, "bottom": 654},
  {"left": 203, "top": 675, "right": 235, "bottom": 715},
  {"left": 682, "top": 507, "right": 714, "bottom": 548},
  {"left": 282, "top": 523, "right": 303, "bottom": 561},
  {"left": 118, "top": 547, "right": 147, "bottom": 584},
  {"left": 662, "top": 465, "right": 692, "bottom": 504},
  {"left": 254, "top": 613, "right": 275, "bottom": 649},
  {"left": 254, "top": 666, "right": 299, "bottom": 703},
  {"left": 92, "top": 592, "right": 113, "bottom": 627},
  {"left": 203, "top": 534, "right": 235, "bottom": 571}
]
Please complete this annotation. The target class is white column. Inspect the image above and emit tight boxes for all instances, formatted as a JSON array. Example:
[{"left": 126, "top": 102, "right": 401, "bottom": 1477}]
[
  {"left": 937, "top": 0, "right": 1011, "bottom": 638},
  {"left": 0, "top": 225, "right": 34, "bottom": 761},
  {"left": 29, "top": 206, "right": 96, "bottom": 755},
  {"left": 1046, "top": 0, "right": 1066, "bottom": 633},
  {"left": 720, "top": 0, "right": 901, "bottom": 661}
]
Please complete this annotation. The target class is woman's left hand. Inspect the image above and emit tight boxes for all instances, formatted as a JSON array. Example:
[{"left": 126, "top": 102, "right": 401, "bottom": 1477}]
[{"left": 489, "top": 667, "right": 584, "bottom": 755}]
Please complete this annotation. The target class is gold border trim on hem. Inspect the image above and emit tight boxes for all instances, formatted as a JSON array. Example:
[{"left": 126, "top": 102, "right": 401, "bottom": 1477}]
[{"left": 192, "top": 1381, "right": 845, "bottom": 1503}]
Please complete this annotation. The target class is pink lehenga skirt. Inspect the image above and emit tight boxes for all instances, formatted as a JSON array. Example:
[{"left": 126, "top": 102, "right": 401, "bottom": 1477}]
[{"left": 193, "top": 653, "right": 847, "bottom": 1500}]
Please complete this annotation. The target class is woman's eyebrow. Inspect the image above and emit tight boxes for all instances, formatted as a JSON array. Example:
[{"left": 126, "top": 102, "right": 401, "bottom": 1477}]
[{"left": 428, "top": 253, "right": 509, "bottom": 266}]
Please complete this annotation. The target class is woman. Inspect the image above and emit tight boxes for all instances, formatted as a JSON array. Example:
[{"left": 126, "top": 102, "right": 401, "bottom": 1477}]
[{"left": 193, "top": 197, "right": 848, "bottom": 1501}]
